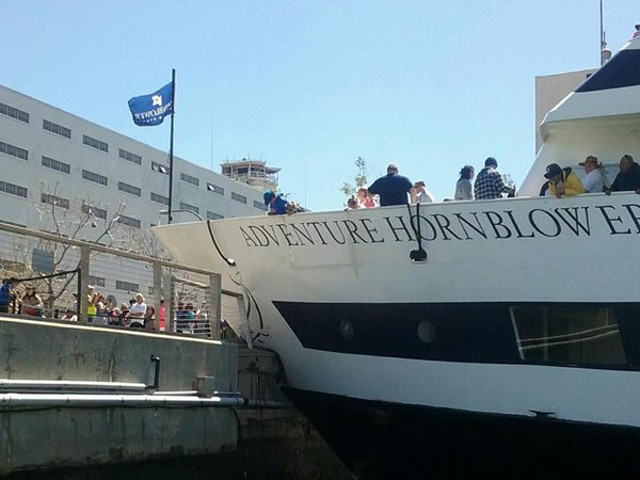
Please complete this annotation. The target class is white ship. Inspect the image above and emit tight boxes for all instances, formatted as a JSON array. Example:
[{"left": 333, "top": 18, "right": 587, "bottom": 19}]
[{"left": 155, "top": 37, "right": 640, "bottom": 477}]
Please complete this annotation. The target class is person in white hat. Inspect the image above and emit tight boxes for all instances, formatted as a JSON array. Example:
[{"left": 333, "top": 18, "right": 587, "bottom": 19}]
[{"left": 579, "top": 155, "right": 610, "bottom": 193}]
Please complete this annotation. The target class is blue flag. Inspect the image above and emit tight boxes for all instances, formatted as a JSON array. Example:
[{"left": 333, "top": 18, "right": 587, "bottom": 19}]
[{"left": 128, "top": 82, "right": 174, "bottom": 126}]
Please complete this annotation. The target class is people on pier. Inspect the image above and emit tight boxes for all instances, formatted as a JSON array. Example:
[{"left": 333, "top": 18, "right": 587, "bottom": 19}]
[
  {"left": 414, "top": 180, "right": 435, "bottom": 203},
  {"left": 61, "top": 307, "right": 78, "bottom": 322},
  {"left": 579, "top": 155, "right": 609, "bottom": 193},
  {"left": 543, "top": 163, "right": 586, "bottom": 197},
  {"left": 367, "top": 164, "right": 416, "bottom": 206},
  {"left": 474, "top": 158, "right": 515, "bottom": 200},
  {"left": 21, "top": 285, "right": 44, "bottom": 317},
  {"left": 87, "top": 285, "right": 99, "bottom": 323},
  {"left": 128, "top": 293, "right": 147, "bottom": 327},
  {"left": 0, "top": 278, "right": 17, "bottom": 314},
  {"left": 454, "top": 165, "right": 474, "bottom": 200},
  {"left": 144, "top": 305, "right": 156, "bottom": 330},
  {"left": 608, "top": 154, "right": 640, "bottom": 194}
]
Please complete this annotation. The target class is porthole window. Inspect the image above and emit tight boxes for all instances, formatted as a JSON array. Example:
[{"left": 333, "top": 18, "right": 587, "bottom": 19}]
[
  {"left": 417, "top": 320, "right": 436, "bottom": 344},
  {"left": 339, "top": 319, "right": 355, "bottom": 340}
]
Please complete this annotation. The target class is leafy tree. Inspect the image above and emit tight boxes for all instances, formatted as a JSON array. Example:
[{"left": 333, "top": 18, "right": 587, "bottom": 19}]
[{"left": 340, "top": 156, "right": 368, "bottom": 199}]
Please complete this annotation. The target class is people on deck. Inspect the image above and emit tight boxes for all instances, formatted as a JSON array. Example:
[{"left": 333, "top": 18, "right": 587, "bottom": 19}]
[
  {"left": 455, "top": 165, "right": 474, "bottom": 200},
  {"left": 579, "top": 155, "right": 609, "bottom": 193},
  {"left": 263, "top": 190, "right": 289, "bottom": 215},
  {"left": 367, "top": 164, "right": 416, "bottom": 206},
  {"left": 609, "top": 154, "right": 640, "bottom": 194},
  {"left": 414, "top": 180, "right": 435, "bottom": 203},
  {"left": 356, "top": 187, "right": 377, "bottom": 208},
  {"left": 633, "top": 24, "right": 640, "bottom": 39},
  {"left": 544, "top": 163, "right": 586, "bottom": 197},
  {"left": 474, "top": 158, "right": 515, "bottom": 199},
  {"left": 345, "top": 196, "right": 364, "bottom": 210}
]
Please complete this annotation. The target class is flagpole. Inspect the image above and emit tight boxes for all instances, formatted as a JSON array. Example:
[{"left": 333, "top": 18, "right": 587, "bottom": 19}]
[{"left": 168, "top": 68, "right": 176, "bottom": 224}]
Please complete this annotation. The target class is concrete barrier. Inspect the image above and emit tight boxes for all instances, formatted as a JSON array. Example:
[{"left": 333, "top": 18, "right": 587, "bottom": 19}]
[{"left": 0, "top": 316, "right": 238, "bottom": 475}]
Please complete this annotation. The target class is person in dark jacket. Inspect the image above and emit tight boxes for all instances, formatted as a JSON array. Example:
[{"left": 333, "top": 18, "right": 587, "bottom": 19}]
[{"left": 609, "top": 154, "right": 640, "bottom": 194}]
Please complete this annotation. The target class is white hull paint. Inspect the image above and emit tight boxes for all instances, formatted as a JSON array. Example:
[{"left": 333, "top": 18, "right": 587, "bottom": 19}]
[{"left": 155, "top": 192, "right": 640, "bottom": 429}]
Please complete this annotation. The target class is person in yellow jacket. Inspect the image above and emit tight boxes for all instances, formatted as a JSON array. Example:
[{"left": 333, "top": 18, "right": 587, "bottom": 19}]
[{"left": 544, "top": 163, "right": 586, "bottom": 198}]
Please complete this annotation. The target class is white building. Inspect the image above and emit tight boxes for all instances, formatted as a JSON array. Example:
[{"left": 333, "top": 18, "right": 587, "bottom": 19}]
[{"left": 0, "top": 83, "right": 271, "bottom": 302}]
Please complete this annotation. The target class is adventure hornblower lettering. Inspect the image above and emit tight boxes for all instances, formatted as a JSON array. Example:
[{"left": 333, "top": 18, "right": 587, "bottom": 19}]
[{"left": 238, "top": 204, "right": 640, "bottom": 248}]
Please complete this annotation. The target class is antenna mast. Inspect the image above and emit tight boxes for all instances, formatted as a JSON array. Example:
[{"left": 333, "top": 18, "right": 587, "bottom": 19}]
[{"left": 599, "top": 0, "right": 611, "bottom": 65}]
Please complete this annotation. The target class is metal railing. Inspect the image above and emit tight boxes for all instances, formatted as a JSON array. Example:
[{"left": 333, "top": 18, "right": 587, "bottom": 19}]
[{"left": 0, "top": 221, "right": 245, "bottom": 340}]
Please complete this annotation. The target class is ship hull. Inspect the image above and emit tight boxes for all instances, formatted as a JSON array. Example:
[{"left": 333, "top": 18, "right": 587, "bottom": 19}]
[{"left": 287, "top": 387, "right": 640, "bottom": 479}]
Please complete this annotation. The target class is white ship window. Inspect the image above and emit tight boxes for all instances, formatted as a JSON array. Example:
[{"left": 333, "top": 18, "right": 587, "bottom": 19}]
[
  {"left": 417, "top": 320, "right": 436, "bottom": 344},
  {"left": 510, "top": 306, "right": 626, "bottom": 366},
  {"left": 339, "top": 319, "right": 355, "bottom": 340}
]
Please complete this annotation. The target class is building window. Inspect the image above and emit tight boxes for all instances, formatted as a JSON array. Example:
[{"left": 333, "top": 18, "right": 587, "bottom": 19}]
[
  {"left": 179, "top": 202, "right": 199, "bottom": 214},
  {"left": 115, "top": 280, "right": 139, "bottom": 292},
  {"left": 41, "top": 193, "right": 70, "bottom": 209},
  {"left": 117, "top": 215, "right": 141, "bottom": 228},
  {"left": 207, "top": 182, "right": 224, "bottom": 195},
  {"left": 83, "top": 135, "right": 109, "bottom": 152},
  {"left": 42, "top": 156, "right": 71, "bottom": 174},
  {"left": 88, "top": 275, "right": 106, "bottom": 287},
  {"left": 511, "top": 305, "right": 626, "bottom": 366},
  {"left": 0, "top": 180, "right": 28, "bottom": 198},
  {"left": 118, "top": 181, "right": 141, "bottom": 197},
  {"left": 206, "top": 211, "right": 224, "bottom": 220},
  {"left": 43, "top": 119, "right": 71, "bottom": 138},
  {"left": 0, "top": 141, "right": 28, "bottom": 161},
  {"left": 82, "top": 204, "right": 107, "bottom": 220},
  {"left": 151, "top": 161, "right": 170, "bottom": 174},
  {"left": 180, "top": 172, "right": 199, "bottom": 186},
  {"left": 0, "top": 102, "right": 29, "bottom": 123},
  {"left": 231, "top": 192, "right": 247, "bottom": 204},
  {"left": 148, "top": 286, "right": 155, "bottom": 295},
  {"left": 150, "top": 192, "right": 170, "bottom": 206},
  {"left": 254, "top": 200, "right": 268, "bottom": 211},
  {"left": 82, "top": 169, "right": 108, "bottom": 186},
  {"left": 119, "top": 148, "right": 142, "bottom": 165}
]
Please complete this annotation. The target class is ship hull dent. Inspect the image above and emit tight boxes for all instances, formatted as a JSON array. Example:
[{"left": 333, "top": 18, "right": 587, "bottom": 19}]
[{"left": 286, "top": 387, "right": 640, "bottom": 479}]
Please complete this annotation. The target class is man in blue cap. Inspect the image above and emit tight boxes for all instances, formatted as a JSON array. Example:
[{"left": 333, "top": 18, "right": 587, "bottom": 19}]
[{"left": 263, "top": 190, "right": 289, "bottom": 215}]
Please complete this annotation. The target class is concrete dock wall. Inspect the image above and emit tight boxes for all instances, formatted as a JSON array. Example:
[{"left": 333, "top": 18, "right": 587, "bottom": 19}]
[{"left": 0, "top": 316, "right": 238, "bottom": 475}]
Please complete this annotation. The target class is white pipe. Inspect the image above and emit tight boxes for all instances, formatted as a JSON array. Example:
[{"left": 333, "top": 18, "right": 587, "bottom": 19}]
[
  {"left": 0, "top": 393, "right": 248, "bottom": 407},
  {"left": 0, "top": 379, "right": 147, "bottom": 392}
]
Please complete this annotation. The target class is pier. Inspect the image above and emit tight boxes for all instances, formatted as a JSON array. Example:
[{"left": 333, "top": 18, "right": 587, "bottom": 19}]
[{"left": 0, "top": 222, "right": 350, "bottom": 478}]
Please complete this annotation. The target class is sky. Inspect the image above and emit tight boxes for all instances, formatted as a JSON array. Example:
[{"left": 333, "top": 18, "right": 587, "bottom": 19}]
[{"left": 2, "top": 0, "right": 638, "bottom": 212}]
